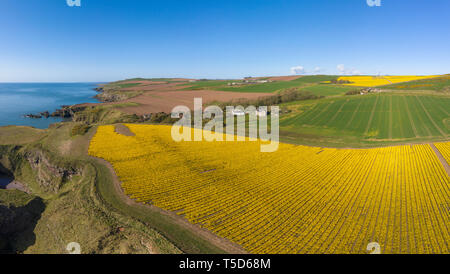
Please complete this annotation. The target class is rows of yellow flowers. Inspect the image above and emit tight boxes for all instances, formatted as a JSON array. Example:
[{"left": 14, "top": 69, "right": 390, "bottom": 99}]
[
  {"left": 337, "top": 75, "right": 440, "bottom": 87},
  {"left": 89, "top": 124, "right": 449, "bottom": 254},
  {"left": 435, "top": 142, "right": 450, "bottom": 164}
]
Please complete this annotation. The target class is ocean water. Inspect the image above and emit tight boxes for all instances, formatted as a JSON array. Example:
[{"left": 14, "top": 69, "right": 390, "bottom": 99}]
[
  {"left": 0, "top": 83, "right": 100, "bottom": 129},
  {"left": 0, "top": 175, "right": 13, "bottom": 189}
]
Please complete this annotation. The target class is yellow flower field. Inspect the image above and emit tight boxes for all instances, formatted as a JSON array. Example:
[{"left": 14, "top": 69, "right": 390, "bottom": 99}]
[
  {"left": 337, "top": 75, "right": 440, "bottom": 87},
  {"left": 89, "top": 124, "right": 449, "bottom": 254},
  {"left": 436, "top": 142, "right": 450, "bottom": 164}
]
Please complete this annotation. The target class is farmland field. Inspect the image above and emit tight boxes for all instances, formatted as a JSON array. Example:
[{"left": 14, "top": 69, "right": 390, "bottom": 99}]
[
  {"left": 296, "top": 84, "right": 355, "bottom": 97},
  {"left": 337, "top": 75, "right": 440, "bottom": 87},
  {"left": 182, "top": 75, "right": 340, "bottom": 93},
  {"left": 280, "top": 94, "right": 450, "bottom": 145},
  {"left": 89, "top": 124, "right": 449, "bottom": 254}
]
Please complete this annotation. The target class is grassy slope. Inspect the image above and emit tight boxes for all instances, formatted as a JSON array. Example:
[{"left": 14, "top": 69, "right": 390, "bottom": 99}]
[{"left": 0, "top": 126, "right": 46, "bottom": 145}]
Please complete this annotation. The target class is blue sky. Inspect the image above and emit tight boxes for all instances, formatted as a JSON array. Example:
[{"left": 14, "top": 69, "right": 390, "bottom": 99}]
[{"left": 0, "top": 0, "right": 449, "bottom": 82}]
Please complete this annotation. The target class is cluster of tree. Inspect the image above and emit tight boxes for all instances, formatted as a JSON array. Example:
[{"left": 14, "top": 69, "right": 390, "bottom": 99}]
[
  {"left": 213, "top": 88, "right": 323, "bottom": 109},
  {"left": 345, "top": 89, "right": 361, "bottom": 95},
  {"left": 140, "top": 112, "right": 179, "bottom": 124},
  {"left": 330, "top": 79, "right": 353, "bottom": 84},
  {"left": 71, "top": 124, "right": 90, "bottom": 136}
]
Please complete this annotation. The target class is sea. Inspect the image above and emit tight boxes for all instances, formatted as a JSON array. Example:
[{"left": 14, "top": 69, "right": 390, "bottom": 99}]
[{"left": 0, "top": 83, "right": 101, "bottom": 129}]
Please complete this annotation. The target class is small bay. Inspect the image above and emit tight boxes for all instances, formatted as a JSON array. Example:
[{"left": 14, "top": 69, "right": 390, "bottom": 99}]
[{"left": 0, "top": 83, "right": 101, "bottom": 129}]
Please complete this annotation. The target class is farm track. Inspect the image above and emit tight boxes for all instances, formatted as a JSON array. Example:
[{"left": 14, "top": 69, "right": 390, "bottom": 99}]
[{"left": 431, "top": 144, "right": 450, "bottom": 176}]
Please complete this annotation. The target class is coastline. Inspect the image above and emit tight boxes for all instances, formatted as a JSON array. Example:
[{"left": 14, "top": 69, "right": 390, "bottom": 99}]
[{"left": 0, "top": 82, "right": 102, "bottom": 129}]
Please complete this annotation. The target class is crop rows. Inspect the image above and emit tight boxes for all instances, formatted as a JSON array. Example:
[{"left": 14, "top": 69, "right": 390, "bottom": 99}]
[
  {"left": 280, "top": 94, "right": 450, "bottom": 140},
  {"left": 89, "top": 124, "right": 449, "bottom": 254},
  {"left": 436, "top": 142, "right": 450, "bottom": 164}
]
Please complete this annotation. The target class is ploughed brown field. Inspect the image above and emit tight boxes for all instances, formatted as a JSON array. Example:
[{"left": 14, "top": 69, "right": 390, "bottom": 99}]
[
  {"left": 120, "top": 89, "right": 271, "bottom": 114},
  {"left": 84, "top": 80, "right": 272, "bottom": 115},
  {"left": 267, "top": 75, "right": 303, "bottom": 81}
]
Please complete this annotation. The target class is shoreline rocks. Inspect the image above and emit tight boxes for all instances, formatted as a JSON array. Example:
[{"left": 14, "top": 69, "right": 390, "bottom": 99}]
[{"left": 24, "top": 106, "right": 88, "bottom": 120}]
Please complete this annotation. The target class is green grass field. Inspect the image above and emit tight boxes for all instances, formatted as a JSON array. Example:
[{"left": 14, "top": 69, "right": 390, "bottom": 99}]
[
  {"left": 297, "top": 84, "right": 356, "bottom": 97},
  {"left": 280, "top": 94, "right": 450, "bottom": 146}
]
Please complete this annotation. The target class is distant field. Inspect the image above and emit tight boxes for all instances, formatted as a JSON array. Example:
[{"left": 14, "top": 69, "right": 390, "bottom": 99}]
[
  {"left": 219, "top": 75, "right": 339, "bottom": 93},
  {"left": 297, "top": 84, "right": 356, "bottom": 97},
  {"left": 183, "top": 75, "right": 340, "bottom": 93},
  {"left": 89, "top": 124, "right": 449, "bottom": 254},
  {"left": 280, "top": 94, "right": 450, "bottom": 144},
  {"left": 337, "top": 75, "right": 440, "bottom": 87},
  {"left": 182, "top": 80, "right": 232, "bottom": 90}
]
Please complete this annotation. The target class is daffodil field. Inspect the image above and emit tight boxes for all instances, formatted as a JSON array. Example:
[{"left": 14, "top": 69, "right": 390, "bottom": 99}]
[
  {"left": 436, "top": 142, "right": 450, "bottom": 164},
  {"left": 89, "top": 124, "right": 449, "bottom": 254}
]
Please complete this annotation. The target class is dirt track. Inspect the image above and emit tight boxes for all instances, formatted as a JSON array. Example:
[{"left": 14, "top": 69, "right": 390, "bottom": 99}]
[{"left": 430, "top": 144, "right": 450, "bottom": 176}]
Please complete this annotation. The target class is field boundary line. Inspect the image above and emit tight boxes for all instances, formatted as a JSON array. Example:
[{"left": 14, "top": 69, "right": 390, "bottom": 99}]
[
  {"left": 430, "top": 144, "right": 450, "bottom": 176},
  {"left": 415, "top": 96, "right": 447, "bottom": 137},
  {"left": 364, "top": 95, "right": 379, "bottom": 135},
  {"left": 402, "top": 96, "right": 419, "bottom": 138}
]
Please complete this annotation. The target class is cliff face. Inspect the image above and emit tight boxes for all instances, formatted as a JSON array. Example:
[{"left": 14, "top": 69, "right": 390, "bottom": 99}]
[
  {"left": 0, "top": 145, "right": 82, "bottom": 194},
  {"left": 93, "top": 86, "right": 144, "bottom": 102},
  {"left": 94, "top": 87, "right": 126, "bottom": 102},
  {"left": 94, "top": 91, "right": 128, "bottom": 102},
  {"left": 24, "top": 150, "right": 81, "bottom": 193}
]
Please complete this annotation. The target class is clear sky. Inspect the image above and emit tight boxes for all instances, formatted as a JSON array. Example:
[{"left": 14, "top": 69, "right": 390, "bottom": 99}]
[{"left": 0, "top": 0, "right": 449, "bottom": 82}]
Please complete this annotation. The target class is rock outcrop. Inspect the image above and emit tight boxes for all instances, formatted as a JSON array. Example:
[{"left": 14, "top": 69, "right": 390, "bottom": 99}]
[{"left": 24, "top": 150, "right": 81, "bottom": 193}]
